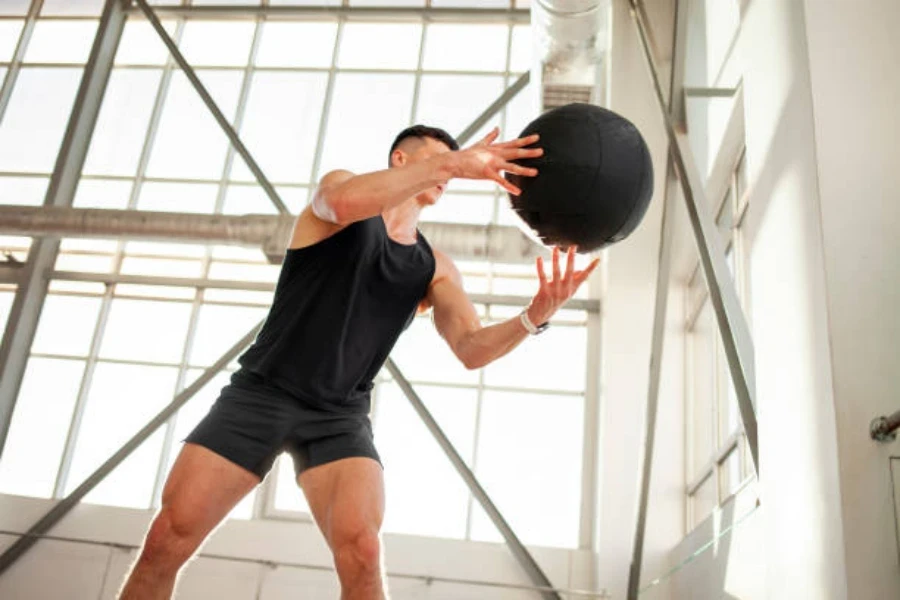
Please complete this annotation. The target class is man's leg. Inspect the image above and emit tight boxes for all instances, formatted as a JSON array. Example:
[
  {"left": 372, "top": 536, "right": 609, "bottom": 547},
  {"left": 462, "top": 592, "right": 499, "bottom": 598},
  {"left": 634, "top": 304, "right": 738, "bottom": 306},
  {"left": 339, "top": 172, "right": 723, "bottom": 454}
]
[
  {"left": 299, "top": 457, "right": 386, "bottom": 600},
  {"left": 119, "top": 443, "right": 260, "bottom": 600}
]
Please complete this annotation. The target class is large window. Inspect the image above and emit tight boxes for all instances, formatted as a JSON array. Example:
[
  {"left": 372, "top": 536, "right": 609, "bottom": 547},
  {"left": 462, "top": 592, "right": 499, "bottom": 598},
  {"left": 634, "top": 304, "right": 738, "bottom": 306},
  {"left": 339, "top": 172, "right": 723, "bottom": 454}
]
[{"left": 0, "top": 2, "right": 595, "bottom": 551}]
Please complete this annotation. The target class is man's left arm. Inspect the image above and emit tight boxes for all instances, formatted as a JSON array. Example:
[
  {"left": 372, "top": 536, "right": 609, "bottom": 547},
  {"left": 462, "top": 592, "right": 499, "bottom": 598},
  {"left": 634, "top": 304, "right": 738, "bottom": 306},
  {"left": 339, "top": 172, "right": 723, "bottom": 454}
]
[{"left": 428, "top": 247, "right": 599, "bottom": 370}]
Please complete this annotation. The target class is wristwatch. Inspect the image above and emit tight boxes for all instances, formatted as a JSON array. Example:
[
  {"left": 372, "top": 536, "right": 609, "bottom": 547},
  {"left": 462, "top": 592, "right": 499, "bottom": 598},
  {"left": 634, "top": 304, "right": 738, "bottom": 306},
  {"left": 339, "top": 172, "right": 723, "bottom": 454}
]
[{"left": 519, "top": 309, "right": 550, "bottom": 335}]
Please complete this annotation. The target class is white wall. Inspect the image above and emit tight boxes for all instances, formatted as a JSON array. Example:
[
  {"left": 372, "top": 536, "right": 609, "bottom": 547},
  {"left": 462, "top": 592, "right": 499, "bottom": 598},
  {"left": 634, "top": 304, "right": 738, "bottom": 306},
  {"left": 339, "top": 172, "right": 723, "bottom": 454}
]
[
  {"left": 803, "top": 1, "right": 900, "bottom": 598},
  {"left": 0, "top": 494, "right": 595, "bottom": 600}
]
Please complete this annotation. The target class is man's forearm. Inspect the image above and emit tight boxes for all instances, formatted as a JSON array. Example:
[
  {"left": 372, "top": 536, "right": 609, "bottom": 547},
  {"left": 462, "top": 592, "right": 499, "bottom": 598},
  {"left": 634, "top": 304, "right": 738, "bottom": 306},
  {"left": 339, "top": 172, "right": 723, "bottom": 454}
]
[
  {"left": 457, "top": 315, "right": 531, "bottom": 370},
  {"left": 320, "top": 155, "right": 455, "bottom": 224}
]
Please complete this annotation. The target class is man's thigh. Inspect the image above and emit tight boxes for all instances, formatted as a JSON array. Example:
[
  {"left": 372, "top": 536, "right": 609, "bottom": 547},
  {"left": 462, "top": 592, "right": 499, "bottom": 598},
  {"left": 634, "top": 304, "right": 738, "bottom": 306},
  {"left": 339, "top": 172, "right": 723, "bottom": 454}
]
[{"left": 297, "top": 457, "right": 385, "bottom": 548}]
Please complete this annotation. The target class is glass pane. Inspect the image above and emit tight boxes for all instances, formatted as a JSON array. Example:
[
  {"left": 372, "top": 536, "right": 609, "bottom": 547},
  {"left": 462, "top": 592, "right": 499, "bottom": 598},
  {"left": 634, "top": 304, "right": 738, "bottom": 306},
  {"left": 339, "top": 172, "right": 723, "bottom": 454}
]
[
  {"left": 120, "top": 256, "right": 203, "bottom": 279},
  {"left": 0, "top": 289, "right": 14, "bottom": 332},
  {"left": 220, "top": 184, "right": 306, "bottom": 215},
  {"left": 73, "top": 178, "right": 132, "bottom": 209},
  {"left": 337, "top": 23, "right": 421, "bottom": 70},
  {"left": 54, "top": 251, "right": 115, "bottom": 274},
  {"left": 318, "top": 73, "right": 415, "bottom": 177},
  {"left": 98, "top": 298, "right": 193, "bottom": 364},
  {"left": 420, "top": 192, "right": 493, "bottom": 225},
  {"left": 179, "top": 21, "right": 256, "bottom": 67},
  {"left": 416, "top": 74, "right": 504, "bottom": 142},
  {"left": 0, "top": 1, "right": 29, "bottom": 16},
  {"left": 83, "top": 69, "right": 163, "bottom": 177},
  {"left": 0, "top": 21, "right": 24, "bottom": 61},
  {"left": 690, "top": 300, "right": 716, "bottom": 479},
  {"left": 719, "top": 444, "right": 743, "bottom": 500},
  {"left": 390, "top": 316, "right": 478, "bottom": 385},
  {"left": 23, "top": 20, "right": 99, "bottom": 64},
  {"left": 470, "top": 390, "right": 583, "bottom": 548},
  {"left": 207, "top": 260, "right": 279, "bottom": 284},
  {"left": 255, "top": 21, "right": 337, "bottom": 68},
  {"left": 273, "top": 454, "right": 310, "bottom": 513},
  {"left": 230, "top": 72, "right": 328, "bottom": 185},
  {"left": 501, "top": 78, "right": 537, "bottom": 139},
  {"left": 432, "top": 0, "right": 510, "bottom": 6},
  {"left": 422, "top": 24, "right": 508, "bottom": 72},
  {"left": 376, "top": 382, "right": 477, "bottom": 539},
  {"left": 31, "top": 294, "right": 102, "bottom": 357},
  {"left": 0, "top": 358, "right": 84, "bottom": 498},
  {"left": 41, "top": 0, "right": 103, "bottom": 15},
  {"left": 115, "top": 18, "right": 178, "bottom": 66},
  {"left": 0, "top": 68, "right": 82, "bottom": 173},
  {"left": 66, "top": 363, "right": 179, "bottom": 508},
  {"left": 483, "top": 325, "right": 587, "bottom": 392},
  {"left": 717, "top": 338, "right": 740, "bottom": 440},
  {"left": 145, "top": 70, "right": 243, "bottom": 180},
  {"left": 136, "top": 181, "right": 218, "bottom": 214},
  {"left": 0, "top": 176, "right": 49, "bottom": 206},
  {"left": 509, "top": 24, "right": 530, "bottom": 73},
  {"left": 692, "top": 472, "right": 716, "bottom": 527},
  {"left": 189, "top": 304, "right": 268, "bottom": 368}
]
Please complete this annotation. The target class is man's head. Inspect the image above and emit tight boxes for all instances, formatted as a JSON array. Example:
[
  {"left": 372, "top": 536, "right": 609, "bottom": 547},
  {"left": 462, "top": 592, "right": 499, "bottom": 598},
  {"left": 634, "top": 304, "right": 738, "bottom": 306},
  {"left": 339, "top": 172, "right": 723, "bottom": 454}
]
[{"left": 388, "top": 125, "right": 459, "bottom": 206}]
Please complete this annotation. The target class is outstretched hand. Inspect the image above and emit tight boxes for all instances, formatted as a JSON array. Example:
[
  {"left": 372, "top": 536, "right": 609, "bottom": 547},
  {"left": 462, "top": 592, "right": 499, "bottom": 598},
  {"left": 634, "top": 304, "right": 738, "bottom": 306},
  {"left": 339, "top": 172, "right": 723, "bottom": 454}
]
[
  {"left": 526, "top": 246, "right": 600, "bottom": 326},
  {"left": 449, "top": 127, "right": 543, "bottom": 195}
]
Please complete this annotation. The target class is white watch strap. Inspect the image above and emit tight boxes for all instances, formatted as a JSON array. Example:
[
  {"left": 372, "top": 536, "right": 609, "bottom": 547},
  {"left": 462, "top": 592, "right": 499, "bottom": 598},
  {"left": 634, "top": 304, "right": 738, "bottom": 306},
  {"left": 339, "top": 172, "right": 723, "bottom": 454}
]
[{"left": 519, "top": 310, "right": 539, "bottom": 335}]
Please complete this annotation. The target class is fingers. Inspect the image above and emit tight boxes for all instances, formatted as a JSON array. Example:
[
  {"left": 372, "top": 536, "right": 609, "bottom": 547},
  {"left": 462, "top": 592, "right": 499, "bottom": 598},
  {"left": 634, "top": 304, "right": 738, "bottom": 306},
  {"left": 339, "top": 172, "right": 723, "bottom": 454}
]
[
  {"left": 552, "top": 246, "right": 561, "bottom": 282},
  {"left": 487, "top": 168, "right": 520, "bottom": 195},
  {"left": 501, "top": 162, "right": 538, "bottom": 177},
  {"left": 498, "top": 146, "right": 544, "bottom": 161},
  {"left": 565, "top": 246, "right": 576, "bottom": 280},
  {"left": 493, "top": 133, "right": 540, "bottom": 148},
  {"left": 536, "top": 256, "right": 548, "bottom": 288},
  {"left": 473, "top": 127, "right": 501, "bottom": 148},
  {"left": 574, "top": 257, "right": 601, "bottom": 285}
]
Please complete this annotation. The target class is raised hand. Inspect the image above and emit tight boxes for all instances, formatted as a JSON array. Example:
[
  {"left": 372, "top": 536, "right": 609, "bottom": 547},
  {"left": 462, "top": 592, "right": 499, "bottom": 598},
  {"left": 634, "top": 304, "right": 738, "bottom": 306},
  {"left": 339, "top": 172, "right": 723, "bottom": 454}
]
[
  {"left": 449, "top": 127, "right": 543, "bottom": 195},
  {"left": 526, "top": 246, "right": 600, "bottom": 325}
]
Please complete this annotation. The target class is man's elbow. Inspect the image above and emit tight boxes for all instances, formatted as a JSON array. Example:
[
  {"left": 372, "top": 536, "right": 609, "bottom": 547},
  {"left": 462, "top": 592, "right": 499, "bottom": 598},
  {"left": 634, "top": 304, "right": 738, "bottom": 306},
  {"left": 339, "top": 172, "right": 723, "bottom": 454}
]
[{"left": 314, "top": 191, "right": 355, "bottom": 226}]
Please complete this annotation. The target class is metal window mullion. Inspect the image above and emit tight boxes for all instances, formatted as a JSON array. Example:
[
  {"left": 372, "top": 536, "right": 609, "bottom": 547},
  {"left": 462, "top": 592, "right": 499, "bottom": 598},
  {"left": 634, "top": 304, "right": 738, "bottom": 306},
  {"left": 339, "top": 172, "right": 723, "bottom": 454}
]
[
  {"left": 0, "top": 0, "right": 42, "bottom": 125},
  {"left": 406, "top": 20, "right": 427, "bottom": 127},
  {"left": 305, "top": 17, "right": 344, "bottom": 199},
  {"left": 491, "top": 25, "right": 516, "bottom": 225},
  {"left": 578, "top": 306, "right": 601, "bottom": 552},
  {"left": 464, "top": 366, "right": 486, "bottom": 541}
]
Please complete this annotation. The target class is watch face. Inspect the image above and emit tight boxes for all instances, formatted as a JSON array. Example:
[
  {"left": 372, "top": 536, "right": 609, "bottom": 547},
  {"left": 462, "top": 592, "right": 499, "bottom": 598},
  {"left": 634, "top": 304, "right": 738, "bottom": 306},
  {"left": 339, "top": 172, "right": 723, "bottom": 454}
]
[{"left": 535, "top": 322, "right": 550, "bottom": 334}]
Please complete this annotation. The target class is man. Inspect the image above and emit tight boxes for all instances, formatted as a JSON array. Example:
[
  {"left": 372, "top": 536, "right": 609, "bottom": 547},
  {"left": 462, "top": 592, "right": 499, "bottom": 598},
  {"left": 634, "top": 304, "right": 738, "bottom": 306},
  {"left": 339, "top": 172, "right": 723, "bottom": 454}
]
[{"left": 119, "top": 124, "right": 598, "bottom": 599}]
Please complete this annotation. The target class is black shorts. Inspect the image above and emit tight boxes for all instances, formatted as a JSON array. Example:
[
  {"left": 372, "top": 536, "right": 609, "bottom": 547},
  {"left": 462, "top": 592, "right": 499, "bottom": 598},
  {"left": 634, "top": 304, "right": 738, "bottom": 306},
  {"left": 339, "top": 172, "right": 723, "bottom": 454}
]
[{"left": 185, "top": 370, "right": 381, "bottom": 479}]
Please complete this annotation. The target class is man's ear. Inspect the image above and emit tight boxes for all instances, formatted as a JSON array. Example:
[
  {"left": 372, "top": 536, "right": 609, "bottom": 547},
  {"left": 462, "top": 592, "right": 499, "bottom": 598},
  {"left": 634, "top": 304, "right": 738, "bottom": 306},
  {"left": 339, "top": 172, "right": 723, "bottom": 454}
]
[{"left": 390, "top": 149, "right": 407, "bottom": 168}]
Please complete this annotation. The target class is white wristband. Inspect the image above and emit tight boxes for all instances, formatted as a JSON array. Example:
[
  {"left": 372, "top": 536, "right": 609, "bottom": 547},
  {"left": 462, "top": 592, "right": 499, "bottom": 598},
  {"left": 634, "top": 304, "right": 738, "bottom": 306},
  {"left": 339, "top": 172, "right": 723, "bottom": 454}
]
[{"left": 519, "top": 310, "right": 539, "bottom": 335}]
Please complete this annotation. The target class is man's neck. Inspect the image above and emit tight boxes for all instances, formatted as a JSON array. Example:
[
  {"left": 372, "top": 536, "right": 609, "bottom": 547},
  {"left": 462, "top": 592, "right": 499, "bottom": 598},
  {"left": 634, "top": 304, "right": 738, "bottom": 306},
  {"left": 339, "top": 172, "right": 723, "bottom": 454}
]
[{"left": 382, "top": 199, "right": 423, "bottom": 244}]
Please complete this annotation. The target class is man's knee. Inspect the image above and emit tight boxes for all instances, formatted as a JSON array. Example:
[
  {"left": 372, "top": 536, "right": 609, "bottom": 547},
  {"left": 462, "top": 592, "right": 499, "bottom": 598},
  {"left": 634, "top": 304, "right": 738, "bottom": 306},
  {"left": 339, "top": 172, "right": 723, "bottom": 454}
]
[
  {"left": 333, "top": 527, "right": 381, "bottom": 576},
  {"left": 139, "top": 507, "right": 203, "bottom": 570}
]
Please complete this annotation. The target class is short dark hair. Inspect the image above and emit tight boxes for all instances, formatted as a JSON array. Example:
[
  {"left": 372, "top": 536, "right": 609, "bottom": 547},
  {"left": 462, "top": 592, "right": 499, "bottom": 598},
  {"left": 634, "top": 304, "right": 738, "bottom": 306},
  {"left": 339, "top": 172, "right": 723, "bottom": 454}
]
[{"left": 388, "top": 125, "right": 459, "bottom": 165}]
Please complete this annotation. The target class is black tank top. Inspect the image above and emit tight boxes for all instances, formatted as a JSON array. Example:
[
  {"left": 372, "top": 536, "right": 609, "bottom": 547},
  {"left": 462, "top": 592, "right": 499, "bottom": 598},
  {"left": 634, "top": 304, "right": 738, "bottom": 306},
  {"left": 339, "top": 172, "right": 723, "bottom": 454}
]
[{"left": 238, "top": 216, "right": 435, "bottom": 412}]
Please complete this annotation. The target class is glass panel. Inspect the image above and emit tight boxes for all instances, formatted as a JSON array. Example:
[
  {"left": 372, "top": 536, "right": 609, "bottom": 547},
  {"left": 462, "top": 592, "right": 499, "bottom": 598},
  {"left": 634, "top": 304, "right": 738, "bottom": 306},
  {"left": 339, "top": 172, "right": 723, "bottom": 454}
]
[
  {"left": 145, "top": 70, "right": 243, "bottom": 180},
  {"left": 54, "top": 251, "right": 115, "bottom": 274},
  {"left": 83, "top": 69, "right": 164, "bottom": 177},
  {"left": 420, "top": 192, "right": 493, "bottom": 225},
  {"left": 509, "top": 24, "right": 530, "bottom": 73},
  {"left": 351, "top": 0, "right": 424, "bottom": 5},
  {"left": 0, "top": 1, "right": 29, "bottom": 16},
  {"left": 31, "top": 294, "right": 102, "bottom": 357},
  {"left": 255, "top": 22, "right": 337, "bottom": 68},
  {"left": 66, "top": 363, "right": 179, "bottom": 509},
  {"left": 178, "top": 21, "right": 256, "bottom": 67},
  {"left": 0, "top": 176, "right": 49, "bottom": 206},
  {"left": 318, "top": 73, "right": 415, "bottom": 177},
  {"left": 230, "top": 72, "right": 328, "bottom": 185},
  {"left": 719, "top": 444, "right": 743, "bottom": 500},
  {"left": 0, "top": 68, "right": 82, "bottom": 173},
  {"left": 189, "top": 304, "right": 268, "bottom": 368},
  {"left": 273, "top": 454, "right": 310, "bottom": 513},
  {"left": 41, "top": 0, "right": 103, "bottom": 15},
  {"left": 416, "top": 74, "right": 504, "bottom": 142},
  {"left": 376, "top": 382, "right": 477, "bottom": 539},
  {"left": 483, "top": 326, "right": 586, "bottom": 393},
  {"left": 692, "top": 472, "right": 716, "bottom": 527},
  {"left": 73, "top": 178, "right": 132, "bottom": 209},
  {"left": 470, "top": 390, "right": 583, "bottom": 548},
  {"left": 390, "top": 316, "right": 478, "bottom": 385},
  {"left": 501, "top": 78, "right": 537, "bottom": 139},
  {"left": 337, "top": 23, "right": 421, "bottom": 70},
  {"left": 207, "top": 260, "right": 279, "bottom": 284},
  {"left": 23, "top": 20, "right": 99, "bottom": 64},
  {"left": 432, "top": 0, "right": 510, "bottom": 6},
  {"left": 136, "top": 181, "right": 219, "bottom": 214},
  {"left": 0, "top": 358, "right": 84, "bottom": 498},
  {"left": 422, "top": 24, "right": 508, "bottom": 72},
  {"left": 0, "top": 290, "right": 14, "bottom": 332},
  {"left": 690, "top": 300, "right": 715, "bottom": 479},
  {"left": 98, "top": 298, "right": 193, "bottom": 364},
  {"left": 222, "top": 184, "right": 307, "bottom": 216},
  {"left": 717, "top": 338, "right": 740, "bottom": 440},
  {"left": 115, "top": 18, "right": 178, "bottom": 66},
  {"left": 120, "top": 256, "right": 203, "bottom": 279},
  {"left": 0, "top": 21, "right": 24, "bottom": 61},
  {"left": 124, "top": 241, "right": 205, "bottom": 259}
]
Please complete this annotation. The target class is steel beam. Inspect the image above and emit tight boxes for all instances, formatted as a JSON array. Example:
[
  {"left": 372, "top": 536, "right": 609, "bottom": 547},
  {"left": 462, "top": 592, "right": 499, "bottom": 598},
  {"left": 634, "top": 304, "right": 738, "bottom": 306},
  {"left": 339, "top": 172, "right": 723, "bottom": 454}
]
[
  {"left": 127, "top": 5, "right": 530, "bottom": 24},
  {"left": 456, "top": 71, "right": 530, "bottom": 146},
  {"left": 384, "top": 359, "right": 561, "bottom": 600},
  {"left": 0, "top": 321, "right": 263, "bottom": 576},
  {"left": 628, "top": 0, "right": 758, "bottom": 472},
  {"left": 0, "top": 206, "right": 546, "bottom": 264},
  {"left": 133, "top": 0, "right": 289, "bottom": 216},
  {"left": 0, "top": 0, "right": 126, "bottom": 458}
]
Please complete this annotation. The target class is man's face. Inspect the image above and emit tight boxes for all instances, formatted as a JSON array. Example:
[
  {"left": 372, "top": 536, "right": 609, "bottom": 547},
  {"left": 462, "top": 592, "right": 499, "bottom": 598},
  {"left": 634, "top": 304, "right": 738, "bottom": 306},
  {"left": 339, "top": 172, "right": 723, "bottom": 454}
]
[{"left": 393, "top": 136, "right": 453, "bottom": 205}]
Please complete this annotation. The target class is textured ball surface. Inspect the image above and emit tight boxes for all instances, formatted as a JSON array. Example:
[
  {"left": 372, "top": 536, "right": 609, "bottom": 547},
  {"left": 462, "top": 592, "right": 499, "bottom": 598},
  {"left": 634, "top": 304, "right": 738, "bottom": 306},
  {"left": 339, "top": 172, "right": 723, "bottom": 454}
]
[{"left": 505, "top": 103, "right": 654, "bottom": 252}]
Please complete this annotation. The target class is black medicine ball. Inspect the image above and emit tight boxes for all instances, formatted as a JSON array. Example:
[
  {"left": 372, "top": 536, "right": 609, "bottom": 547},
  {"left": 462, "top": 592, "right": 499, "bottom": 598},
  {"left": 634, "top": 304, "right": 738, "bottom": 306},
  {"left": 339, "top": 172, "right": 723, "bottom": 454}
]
[{"left": 505, "top": 103, "right": 654, "bottom": 253}]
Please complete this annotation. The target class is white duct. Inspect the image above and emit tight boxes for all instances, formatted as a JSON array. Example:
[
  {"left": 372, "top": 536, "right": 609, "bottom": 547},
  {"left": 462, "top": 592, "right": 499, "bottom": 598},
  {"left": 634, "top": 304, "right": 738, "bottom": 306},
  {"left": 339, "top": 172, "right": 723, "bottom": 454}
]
[
  {"left": 0, "top": 206, "right": 545, "bottom": 264},
  {"left": 532, "top": 0, "right": 611, "bottom": 109}
]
